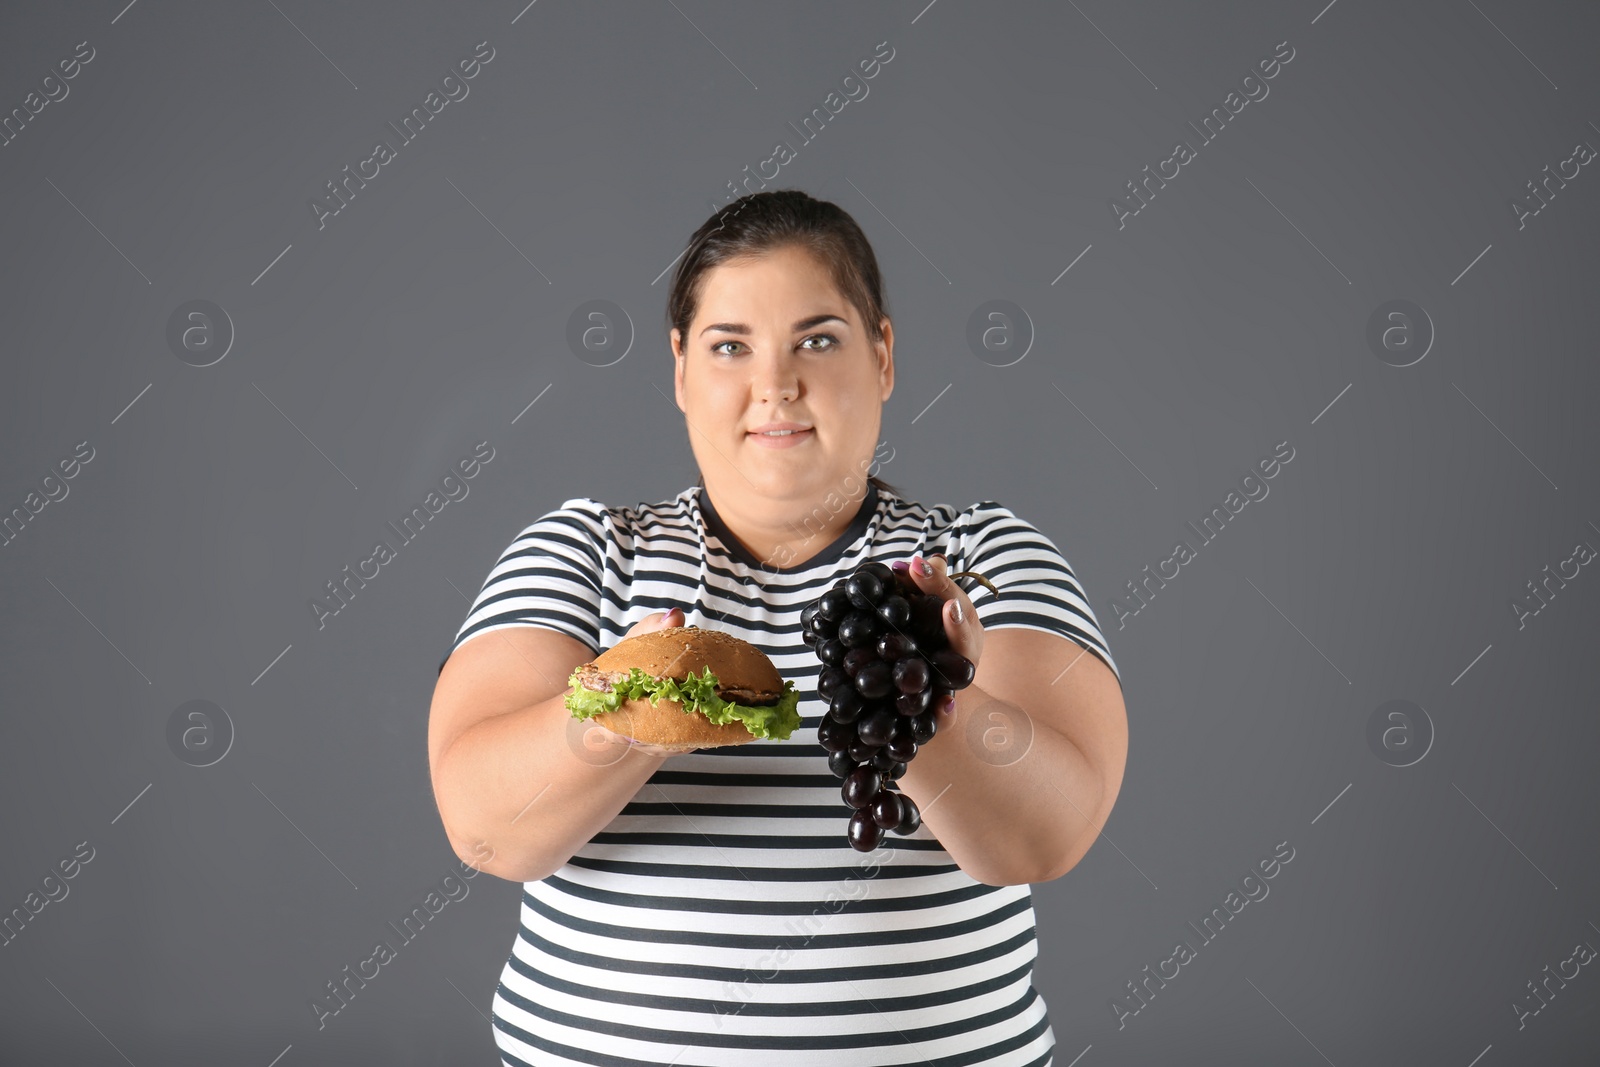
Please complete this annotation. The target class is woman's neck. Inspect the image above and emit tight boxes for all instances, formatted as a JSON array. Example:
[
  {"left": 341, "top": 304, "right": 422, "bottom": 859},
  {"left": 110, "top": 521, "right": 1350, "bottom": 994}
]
[{"left": 701, "top": 479, "right": 870, "bottom": 569}]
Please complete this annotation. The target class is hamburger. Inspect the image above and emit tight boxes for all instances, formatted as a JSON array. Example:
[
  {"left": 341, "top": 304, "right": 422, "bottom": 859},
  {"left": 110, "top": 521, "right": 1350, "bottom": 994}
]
[{"left": 565, "top": 625, "right": 802, "bottom": 750}]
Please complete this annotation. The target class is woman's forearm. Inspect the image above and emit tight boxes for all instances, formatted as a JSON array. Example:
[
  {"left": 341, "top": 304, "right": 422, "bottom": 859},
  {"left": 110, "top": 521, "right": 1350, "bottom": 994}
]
[
  {"left": 435, "top": 692, "right": 670, "bottom": 882},
  {"left": 895, "top": 681, "right": 1106, "bottom": 886}
]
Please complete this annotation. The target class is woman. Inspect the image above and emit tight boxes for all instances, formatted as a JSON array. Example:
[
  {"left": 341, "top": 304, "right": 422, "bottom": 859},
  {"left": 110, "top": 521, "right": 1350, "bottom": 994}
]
[{"left": 428, "top": 190, "right": 1128, "bottom": 1067}]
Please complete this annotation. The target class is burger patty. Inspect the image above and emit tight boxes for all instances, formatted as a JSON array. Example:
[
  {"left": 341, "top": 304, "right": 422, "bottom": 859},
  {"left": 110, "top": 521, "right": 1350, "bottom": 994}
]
[{"left": 573, "top": 664, "right": 780, "bottom": 705}]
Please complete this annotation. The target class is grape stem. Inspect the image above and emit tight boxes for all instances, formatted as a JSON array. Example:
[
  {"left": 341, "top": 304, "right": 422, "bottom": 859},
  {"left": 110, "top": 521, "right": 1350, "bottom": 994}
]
[{"left": 946, "top": 570, "right": 999, "bottom": 598}]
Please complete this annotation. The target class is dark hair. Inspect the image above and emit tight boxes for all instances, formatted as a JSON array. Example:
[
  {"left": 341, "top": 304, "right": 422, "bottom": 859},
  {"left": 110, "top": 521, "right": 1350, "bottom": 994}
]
[{"left": 668, "top": 188, "right": 901, "bottom": 498}]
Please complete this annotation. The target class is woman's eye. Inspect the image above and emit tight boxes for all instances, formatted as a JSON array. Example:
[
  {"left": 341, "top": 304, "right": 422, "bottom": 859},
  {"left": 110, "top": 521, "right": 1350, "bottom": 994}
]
[
  {"left": 801, "top": 333, "right": 839, "bottom": 351},
  {"left": 710, "top": 341, "right": 743, "bottom": 357}
]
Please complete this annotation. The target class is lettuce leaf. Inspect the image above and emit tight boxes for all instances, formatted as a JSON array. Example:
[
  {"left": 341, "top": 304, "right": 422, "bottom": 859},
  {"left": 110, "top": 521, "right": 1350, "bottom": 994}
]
[{"left": 565, "top": 666, "right": 802, "bottom": 742}]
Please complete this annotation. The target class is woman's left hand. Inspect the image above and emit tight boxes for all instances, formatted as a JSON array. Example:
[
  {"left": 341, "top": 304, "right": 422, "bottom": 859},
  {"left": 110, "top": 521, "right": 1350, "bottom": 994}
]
[{"left": 898, "top": 553, "right": 983, "bottom": 717}]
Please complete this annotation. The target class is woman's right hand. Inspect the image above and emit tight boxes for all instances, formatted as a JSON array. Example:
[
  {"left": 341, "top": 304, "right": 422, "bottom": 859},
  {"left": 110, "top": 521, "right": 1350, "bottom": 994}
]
[{"left": 588, "top": 607, "right": 687, "bottom": 759}]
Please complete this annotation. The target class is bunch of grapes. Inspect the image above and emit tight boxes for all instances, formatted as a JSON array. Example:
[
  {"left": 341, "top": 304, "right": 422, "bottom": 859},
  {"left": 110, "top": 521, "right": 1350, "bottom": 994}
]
[{"left": 800, "top": 560, "right": 979, "bottom": 852}]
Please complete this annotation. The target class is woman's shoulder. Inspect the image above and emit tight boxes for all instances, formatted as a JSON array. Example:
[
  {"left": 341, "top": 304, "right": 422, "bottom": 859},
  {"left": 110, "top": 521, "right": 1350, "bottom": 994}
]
[
  {"left": 878, "top": 487, "right": 1016, "bottom": 531},
  {"left": 520, "top": 488, "right": 698, "bottom": 544}
]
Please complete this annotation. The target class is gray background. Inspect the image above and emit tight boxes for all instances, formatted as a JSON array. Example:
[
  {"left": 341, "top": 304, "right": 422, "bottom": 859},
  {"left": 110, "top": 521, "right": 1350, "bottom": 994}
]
[{"left": 2, "top": 0, "right": 1596, "bottom": 1063}]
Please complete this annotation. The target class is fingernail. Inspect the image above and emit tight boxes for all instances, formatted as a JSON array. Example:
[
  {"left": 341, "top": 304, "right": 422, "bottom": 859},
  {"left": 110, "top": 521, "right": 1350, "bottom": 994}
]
[
  {"left": 913, "top": 555, "right": 932, "bottom": 576},
  {"left": 891, "top": 560, "right": 910, "bottom": 573},
  {"left": 951, "top": 599, "right": 965, "bottom": 624}
]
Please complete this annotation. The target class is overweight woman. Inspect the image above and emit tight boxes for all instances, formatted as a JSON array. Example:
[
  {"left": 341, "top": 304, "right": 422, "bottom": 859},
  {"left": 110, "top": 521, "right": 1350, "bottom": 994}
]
[{"left": 428, "top": 189, "right": 1128, "bottom": 1067}]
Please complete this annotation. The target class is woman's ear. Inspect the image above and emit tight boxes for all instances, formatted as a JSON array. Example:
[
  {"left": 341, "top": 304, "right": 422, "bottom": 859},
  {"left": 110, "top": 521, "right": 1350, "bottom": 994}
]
[
  {"left": 877, "top": 319, "right": 894, "bottom": 402},
  {"left": 671, "top": 328, "right": 686, "bottom": 412}
]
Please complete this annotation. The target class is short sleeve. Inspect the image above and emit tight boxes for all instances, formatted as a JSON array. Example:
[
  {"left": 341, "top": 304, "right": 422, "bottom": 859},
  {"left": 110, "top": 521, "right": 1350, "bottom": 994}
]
[
  {"left": 955, "top": 501, "right": 1120, "bottom": 684},
  {"left": 438, "top": 498, "right": 608, "bottom": 674}
]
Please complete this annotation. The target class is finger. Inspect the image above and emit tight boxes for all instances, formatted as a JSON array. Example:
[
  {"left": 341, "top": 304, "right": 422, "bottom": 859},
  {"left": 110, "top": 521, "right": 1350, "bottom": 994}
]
[
  {"left": 909, "top": 555, "right": 976, "bottom": 632},
  {"left": 915, "top": 556, "right": 972, "bottom": 662}
]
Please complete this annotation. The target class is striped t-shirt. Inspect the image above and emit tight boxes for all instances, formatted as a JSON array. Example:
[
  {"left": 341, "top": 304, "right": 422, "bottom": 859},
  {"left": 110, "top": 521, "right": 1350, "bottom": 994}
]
[{"left": 444, "top": 482, "right": 1119, "bottom": 1067}]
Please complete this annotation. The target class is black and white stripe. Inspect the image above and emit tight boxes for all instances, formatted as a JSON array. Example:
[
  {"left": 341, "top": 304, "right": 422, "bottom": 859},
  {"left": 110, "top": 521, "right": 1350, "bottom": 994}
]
[{"left": 446, "top": 484, "right": 1118, "bottom": 1066}]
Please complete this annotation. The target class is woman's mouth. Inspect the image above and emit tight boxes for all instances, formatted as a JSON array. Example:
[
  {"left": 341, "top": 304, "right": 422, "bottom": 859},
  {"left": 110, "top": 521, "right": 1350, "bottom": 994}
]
[{"left": 746, "top": 427, "right": 814, "bottom": 449}]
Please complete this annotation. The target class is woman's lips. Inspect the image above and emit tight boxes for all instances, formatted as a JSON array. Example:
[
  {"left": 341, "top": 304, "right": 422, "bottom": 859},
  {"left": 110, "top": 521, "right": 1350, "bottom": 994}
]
[{"left": 746, "top": 428, "right": 814, "bottom": 449}]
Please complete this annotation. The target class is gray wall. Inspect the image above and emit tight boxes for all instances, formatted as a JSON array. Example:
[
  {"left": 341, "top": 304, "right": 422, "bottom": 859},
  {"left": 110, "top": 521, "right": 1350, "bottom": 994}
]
[{"left": 2, "top": 1, "right": 1596, "bottom": 1063}]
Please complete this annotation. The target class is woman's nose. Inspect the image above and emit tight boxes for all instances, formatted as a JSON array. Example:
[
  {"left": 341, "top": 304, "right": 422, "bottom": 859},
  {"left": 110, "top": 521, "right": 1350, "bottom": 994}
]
[{"left": 754, "top": 354, "right": 798, "bottom": 402}]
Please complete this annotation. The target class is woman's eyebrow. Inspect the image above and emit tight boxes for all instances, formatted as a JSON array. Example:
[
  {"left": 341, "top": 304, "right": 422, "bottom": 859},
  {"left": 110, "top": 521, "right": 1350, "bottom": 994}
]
[{"left": 699, "top": 314, "right": 848, "bottom": 337}]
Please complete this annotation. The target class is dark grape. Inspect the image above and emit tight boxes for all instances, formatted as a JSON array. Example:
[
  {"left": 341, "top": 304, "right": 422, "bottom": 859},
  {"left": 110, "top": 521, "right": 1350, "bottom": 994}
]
[
  {"left": 847, "top": 807, "right": 885, "bottom": 852},
  {"left": 817, "top": 715, "right": 851, "bottom": 751},
  {"left": 909, "top": 711, "right": 938, "bottom": 744},
  {"left": 893, "top": 793, "right": 921, "bottom": 835},
  {"left": 818, "top": 666, "right": 849, "bottom": 702},
  {"left": 910, "top": 595, "right": 945, "bottom": 644},
  {"left": 846, "top": 571, "right": 884, "bottom": 610},
  {"left": 857, "top": 706, "right": 897, "bottom": 747},
  {"left": 886, "top": 733, "right": 918, "bottom": 762},
  {"left": 801, "top": 603, "right": 819, "bottom": 632},
  {"left": 888, "top": 760, "right": 907, "bottom": 780},
  {"left": 892, "top": 657, "right": 929, "bottom": 694},
  {"left": 876, "top": 594, "right": 910, "bottom": 629},
  {"left": 828, "top": 688, "right": 864, "bottom": 723},
  {"left": 800, "top": 628, "right": 817, "bottom": 647},
  {"left": 817, "top": 589, "right": 852, "bottom": 622},
  {"left": 860, "top": 562, "right": 896, "bottom": 588},
  {"left": 818, "top": 638, "right": 846, "bottom": 667},
  {"left": 895, "top": 688, "right": 931, "bottom": 716},
  {"left": 854, "top": 661, "right": 893, "bottom": 700},
  {"left": 930, "top": 648, "right": 975, "bottom": 690},
  {"left": 847, "top": 738, "right": 877, "bottom": 761},
  {"left": 890, "top": 567, "right": 919, "bottom": 597},
  {"left": 837, "top": 611, "right": 881, "bottom": 648},
  {"left": 876, "top": 633, "right": 915, "bottom": 662},
  {"left": 828, "top": 749, "right": 859, "bottom": 779},
  {"left": 842, "top": 765, "right": 881, "bottom": 809},
  {"left": 808, "top": 613, "right": 834, "bottom": 640},
  {"left": 870, "top": 748, "right": 897, "bottom": 773},
  {"left": 842, "top": 647, "right": 876, "bottom": 676},
  {"left": 870, "top": 790, "right": 902, "bottom": 829}
]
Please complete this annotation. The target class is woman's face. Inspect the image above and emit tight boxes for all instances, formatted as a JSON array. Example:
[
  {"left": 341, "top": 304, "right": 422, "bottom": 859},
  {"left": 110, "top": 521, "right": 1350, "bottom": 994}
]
[{"left": 672, "top": 243, "right": 893, "bottom": 507}]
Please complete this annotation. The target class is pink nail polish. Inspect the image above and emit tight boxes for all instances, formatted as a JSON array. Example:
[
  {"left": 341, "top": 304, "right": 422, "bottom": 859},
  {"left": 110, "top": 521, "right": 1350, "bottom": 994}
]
[{"left": 913, "top": 556, "right": 931, "bottom": 576}]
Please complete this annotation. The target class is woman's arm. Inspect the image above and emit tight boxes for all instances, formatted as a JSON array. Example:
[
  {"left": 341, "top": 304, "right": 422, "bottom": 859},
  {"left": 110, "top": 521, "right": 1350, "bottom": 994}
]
[
  {"left": 428, "top": 624, "right": 672, "bottom": 883},
  {"left": 895, "top": 555, "right": 1129, "bottom": 886}
]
